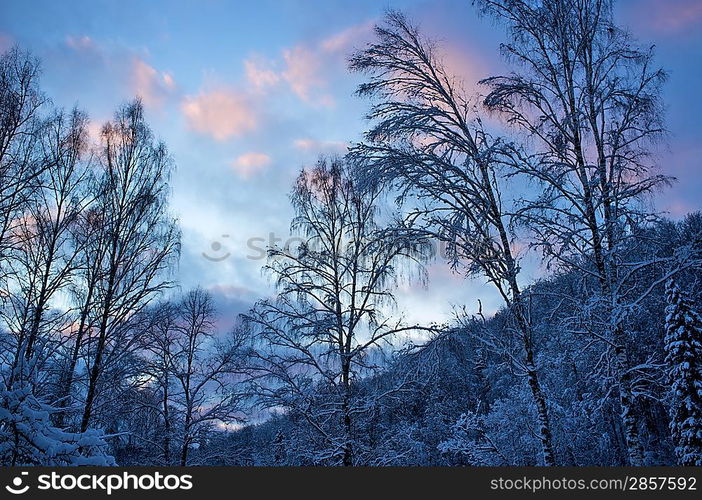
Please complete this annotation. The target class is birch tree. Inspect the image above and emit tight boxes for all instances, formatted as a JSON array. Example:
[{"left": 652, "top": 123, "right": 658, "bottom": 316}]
[
  {"left": 0, "top": 47, "right": 46, "bottom": 285},
  {"left": 349, "top": 11, "right": 557, "bottom": 465},
  {"left": 478, "top": 0, "right": 671, "bottom": 464},
  {"left": 243, "top": 156, "right": 429, "bottom": 466},
  {"left": 77, "top": 100, "right": 180, "bottom": 433},
  {"left": 171, "top": 288, "right": 246, "bottom": 466},
  {"left": 4, "top": 108, "right": 91, "bottom": 377},
  {"left": 137, "top": 300, "right": 179, "bottom": 464}
]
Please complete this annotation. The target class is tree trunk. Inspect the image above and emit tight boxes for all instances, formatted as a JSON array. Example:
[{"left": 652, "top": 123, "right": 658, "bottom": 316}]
[
  {"left": 180, "top": 444, "right": 188, "bottom": 467},
  {"left": 80, "top": 283, "right": 113, "bottom": 433},
  {"left": 163, "top": 371, "right": 171, "bottom": 465},
  {"left": 81, "top": 244, "right": 118, "bottom": 433},
  {"left": 613, "top": 326, "right": 644, "bottom": 466},
  {"left": 80, "top": 330, "right": 105, "bottom": 433},
  {"left": 342, "top": 393, "right": 353, "bottom": 466},
  {"left": 524, "top": 336, "right": 556, "bottom": 466},
  {"left": 180, "top": 421, "right": 190, "bottom": 467},
  {"left": 497, "top": 212, "right": 556, "bottom": 466},
  {"left": 56, "top": 284, "right": 94, "bottom": 428},
  {"left": 341, "top": 358, "right": 353, "bottom": 466},
  {"left": 24, "top": 237, "right": 57, "bottom": 361}
]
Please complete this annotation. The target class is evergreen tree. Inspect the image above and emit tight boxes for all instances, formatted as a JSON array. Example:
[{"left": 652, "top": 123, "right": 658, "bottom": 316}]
[{"left": 664, "top": 279, "right": 702, "bottom": 466}]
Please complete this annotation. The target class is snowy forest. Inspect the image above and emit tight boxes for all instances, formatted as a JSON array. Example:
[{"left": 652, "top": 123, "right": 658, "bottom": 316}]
[{"left": 1, "top": 0, "right": 701, "bottom": 467}]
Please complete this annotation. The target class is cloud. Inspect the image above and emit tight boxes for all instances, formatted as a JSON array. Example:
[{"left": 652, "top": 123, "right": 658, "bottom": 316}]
[
  {"left": 207, "top": 283, "right": 261, "bottom": 331},
  {"left": 321, "top": 20, "right": 375, "bottom": 53},
  {"left": 244, "top": 55, "right": 280, "bottom": 91},
  {"left": 59, "top": 35, "right": 178, "bottom": 112},
  {"left": 665, "top": 201, "right": 695, "bottom": 217},
  {"left": 181, "top": 88, "right": 258, "bottom": 141},
  {"left": 163, "top": 72, "right": 175, "bottom": 89},
  {"left": 282, "top": 45, "right": 334, "bottom": 107},
  {"left": 293, "top": 138, "right": 348, "bottom": 154},
  {"left": 130, "top": 58, "right": 176, "bottom": 108},
  {"left": 440, "top": 44, "right": 490, "bottom": 94},
  {"left": 85, "top": 119, "right": 105, "bottom": 143},
  {"left": 0, "top": 33, "right": 13, "bottom": 53},
  {"left": 625, "top": 0, "right": 702, "bottom": 35},
  {"left": 238, "top": 21, "right": 375, "bottom": 107},
  {"left": 208, "top": 284, "right": 259, "bottom": 301},
  {"left": 231, "top": 152, "right": 271, "bottom": 179},
  {"left": 65, "top": 35, "right": 96, "bottom": 51},
  {"left": 62, "top": 34, "right": 107, "bottom": 66}
]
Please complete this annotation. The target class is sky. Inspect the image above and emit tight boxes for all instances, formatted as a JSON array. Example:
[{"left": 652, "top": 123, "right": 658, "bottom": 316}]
[{"left": 1, "top": 0, "right": 700, "bottom": 331}]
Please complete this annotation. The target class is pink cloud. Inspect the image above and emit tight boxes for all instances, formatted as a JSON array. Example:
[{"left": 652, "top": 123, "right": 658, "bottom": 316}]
[
  {"left": 61, "top": 35, "right": 178, "bottom": 110},
  {"left": 130, "top": 58, "right": 176, "bottom": 108},
  {"left": 85, "top": 119, "right": 105, "bottom": 143},
  {"left": 163, "top": 73, "right": 175, "bottom": 89},
  {"left": 65, "top": 35, "right": 96, "bottom": 51},
  {"left": 625, "top": 0, "right": 702, "bottom": 35},
  {"left": 665, "top": 200, "right": 695, "bottom": 217},
  {"left": 440, "top": 44, "right": 490, "bottom": 95},
  {"left": 293, "top": 138, "right": 348, "bottom": 154},
  {"left": 238, "top": 22, "right": 375, "bottom": 107},
  {"left": 231, "top": 152, "right": 271, "bottom": 179},
  {"left": 426, "top": 261, "right": 464, "bottom": 284},
  {"left": 0, "top": 33, "right": 13, "bottom": 53},
  {"left": 244, "top": 56, "right": 280, "bottom": 91},
  {"left": 181, "top": 88, "right": 258, "bottom": 141},
  {"left": 321, "top": 20, "right": 375, "bottom": 53},
  {"left": 282, "top": 45, "right": 334, "bottom": 107}
]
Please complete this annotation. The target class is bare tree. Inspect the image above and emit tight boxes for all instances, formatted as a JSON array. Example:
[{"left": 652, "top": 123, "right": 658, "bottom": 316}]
[
  {"left": 137, "top": 300, "right": 179, "bottom": 464},
  {"left": 349, "top": 11, "right": 557, "bottom": 465},
  {"left": 134, "top": 291, "right": 247, "bottom": 466},
  {"left": 3, "top": 109, "right": 92, "bottom": 377},
  {"left": 244, "top": 157, "right": 430, "bottom": 466},
  {"left": 170, "top": 288, "right": 245, "bottom": 466},
  {"left": 478, "top": 0, "right": 673, "bottom": 465},
  {"left": 0, "top": 47, "right": 47, "bottom": 285},
  {"left": 77, "top": 100, "right": 180, "bottom": 433},
  {"left": 55, "top": 200, "right": 104, "bottom": 426}
]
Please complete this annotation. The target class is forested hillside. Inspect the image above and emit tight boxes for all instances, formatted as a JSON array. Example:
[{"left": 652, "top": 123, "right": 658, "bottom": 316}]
[{"left": 214, "top": 213, "right": 702, "bottom": 466}]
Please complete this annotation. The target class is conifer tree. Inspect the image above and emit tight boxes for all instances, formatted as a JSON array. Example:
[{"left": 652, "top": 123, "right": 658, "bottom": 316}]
[{"left": 664, "top": 279, "right": 702, "bottom": 466}]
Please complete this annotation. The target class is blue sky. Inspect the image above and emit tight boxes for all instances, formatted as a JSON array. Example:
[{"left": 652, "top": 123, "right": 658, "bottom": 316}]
[{"left": 1, "top": 0, "right": 700, "bottom": 331}]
